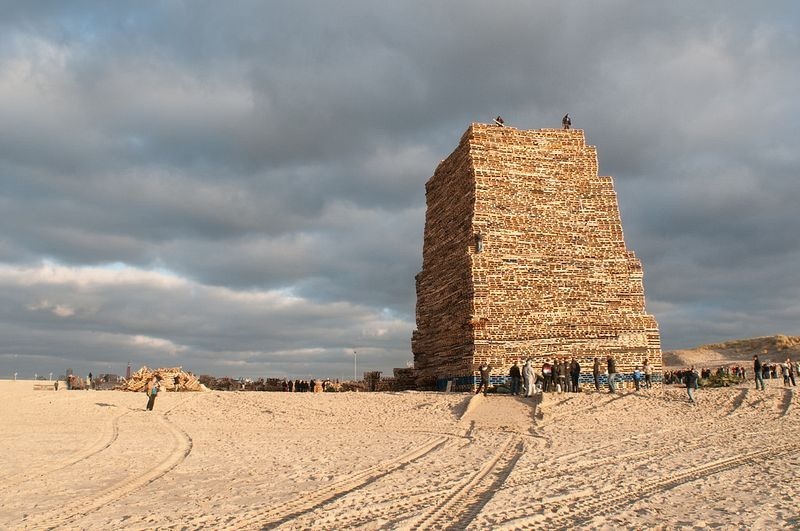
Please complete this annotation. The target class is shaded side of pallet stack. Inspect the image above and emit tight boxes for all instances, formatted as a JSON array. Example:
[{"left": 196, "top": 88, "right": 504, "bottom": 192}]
[
  {"left": 392, "top": 368, "right": 416, "bottom": 391},
  {"left": 412, "top": 129, "right": 478, "bottom": 389},
  {"left": 117, "top": 366, "right": 207, "bottom": 392},
  {"left": 412, "top": 124, "right": 662, "bottom": 389}
]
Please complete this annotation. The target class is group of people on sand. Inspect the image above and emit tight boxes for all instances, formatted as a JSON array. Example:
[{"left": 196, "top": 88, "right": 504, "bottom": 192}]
[
  {"left": 283, "top": 379, "right": 327, "bottom": 392},
  {"left": 753, "top": 353, "right": 797, "bottom": 390},
  {"left": 664, "top": 353, "right": 798, "bottom": 405},
  {"left": 476, "top": 355, "right": 655, "bottom": 396},
  {"left": 663, "top": 365, "right": 746, "bottom": 385}
]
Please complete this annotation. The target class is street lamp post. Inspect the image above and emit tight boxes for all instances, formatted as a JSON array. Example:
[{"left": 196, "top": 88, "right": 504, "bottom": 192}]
[{"left": 353, "top": 350, "right": 358, "bottom": 381}]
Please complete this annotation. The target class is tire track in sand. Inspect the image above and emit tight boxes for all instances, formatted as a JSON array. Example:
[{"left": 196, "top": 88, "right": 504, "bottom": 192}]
[
  {"left": 275, "top": 438, "right": 473, "bottom": 530},
  {"left": 0, "top": 409, "right": 131, "bottom": 494},
  {"left": 490, "top": 440, "right": 800, "bottom": 531},
  {"left": 501, "top": 389, "right": 754, "bottom": 494},
  {"left": 401, "top": 434, "right": 524, "bottom": 531},
  {"left": 213, "top": 435, "right": 449, "bottom": 530},
  {"left": 14, "top": 409, "right": 193, "bottom": 531}
]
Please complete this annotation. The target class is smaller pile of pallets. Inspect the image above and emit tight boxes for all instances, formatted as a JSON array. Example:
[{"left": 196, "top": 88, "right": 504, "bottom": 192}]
[{"left": 117, "top": 366, "right": 206, "bottom": 392}]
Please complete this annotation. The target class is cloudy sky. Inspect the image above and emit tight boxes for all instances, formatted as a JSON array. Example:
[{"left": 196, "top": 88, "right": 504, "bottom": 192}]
[{"left": 2, "top": 1, "right": 799, "bottom": 380}]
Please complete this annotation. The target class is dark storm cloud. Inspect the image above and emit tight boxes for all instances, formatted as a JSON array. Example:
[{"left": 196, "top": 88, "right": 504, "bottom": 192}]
[{"left": 1, "top": 1, "right": 799, "bottom": 377}]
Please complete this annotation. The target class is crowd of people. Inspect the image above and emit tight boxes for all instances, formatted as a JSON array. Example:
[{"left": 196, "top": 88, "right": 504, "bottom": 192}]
[
  {"left": 476, "top": 351, "right": 798, "bottom": 404},
  {"left": 663, "top": 356, "right": 798, "bottom": 389},
  {"left": 282, "top": 379, "right": 333, "bottom": 392},
  {"left": 477, "top": 355, "right": 656, "bottom": 397},
  {"left": 752, "top": 353, "right": 797, "bottom": 390}
]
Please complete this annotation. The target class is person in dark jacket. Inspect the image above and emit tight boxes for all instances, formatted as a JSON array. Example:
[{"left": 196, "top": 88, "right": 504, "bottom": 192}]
[
  {"left": 570, "top": 358, "right": 581, "bottom": 393},
  {"left": 542, "top": 361, "right": 553, "bottom": 392},
  {"left": 476, "top": 363, "right": 492, "bottom": 396},
  {"left": 509, "top": 362, "right": 522, "bottom": 395},
  {"left": 684, "top": 366, "right": 699, "bottom": 403},
  {"left": 593, "top": 357, "right": 601, "bottom": 391},
  {"left": 753, "top": 354, "right": 765, "bottom": 390},
  {"left": 556, "top": 359, "right": 567, "bottom": 393}
]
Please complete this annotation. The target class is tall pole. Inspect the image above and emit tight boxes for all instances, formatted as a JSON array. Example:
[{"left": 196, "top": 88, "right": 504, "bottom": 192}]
[{"left": 353, "top": 350, "right": 357, "bottom": 381}]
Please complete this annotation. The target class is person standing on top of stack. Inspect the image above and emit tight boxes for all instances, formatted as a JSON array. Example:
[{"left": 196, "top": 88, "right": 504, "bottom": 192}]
[{"left": 562, "top": 113, "right": 571, "bottom": 129}]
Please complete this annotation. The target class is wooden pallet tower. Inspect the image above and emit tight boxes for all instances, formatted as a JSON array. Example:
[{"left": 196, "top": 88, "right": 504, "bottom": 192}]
[{"left": 412, "top": 124, "right": 662, "bottom": 390}]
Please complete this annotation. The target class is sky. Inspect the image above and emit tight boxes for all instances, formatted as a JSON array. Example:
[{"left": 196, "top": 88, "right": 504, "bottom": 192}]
[{"left": 2, "top": 1, "right": 799, "bottom": 380}]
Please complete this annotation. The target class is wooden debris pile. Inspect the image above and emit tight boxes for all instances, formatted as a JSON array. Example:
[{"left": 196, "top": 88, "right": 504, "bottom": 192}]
[{"left": 118, "top": 366, "right": 207, "bottom": 392}]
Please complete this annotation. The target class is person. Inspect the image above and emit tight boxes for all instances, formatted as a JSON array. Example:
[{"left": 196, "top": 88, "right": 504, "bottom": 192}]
[
  {"left": 753, "top": 354, "right": 765, "bottom": 390},
  {"left": 562, "top": 113, "right": 571, "bottom": 129},
  {"left": 556, "top": 359, "right": 567, "bottom": 393},
  {"left": 509, "top": 361, "right": 522, "bottom": 396},
  {"left": 632, "top": 367, "right": 643, "bottom": 391},
  {"left": 570, "top": 358, "right": 580, "bottom": 393},
  {"left": 607, "top": 355, "right": 618, "bottom": 393},
  {"left": 87, "top": 372, "right": 93, "bottom": 390},
  {"left": 684, "top": 365, "right": 699, "bottom": 403},
  {"left": 788, "top": 358, "right": 797, "bottom": 387},
  {"left": 519, "top": 359, "right": 529, "bottom": 396},
  {"left": 592, "top": 357, "right": 601, "bottom": 391},
  {"left": 782, "top": 361, "right": 791, "bottom": 386},
  {"left": 542, "top": 361, "right": 552, "bottom": 392},
  {"left": 145, "top": 376, "right": 162, "bottom": 411},
  {"left": 642, "top": 359, "right": 653, "bottom": 389},
  {"left": 524, "top": 360, "right": 537, "bottom": 396},
  {"left": 476, "top": 363, "right": 491, "bottom": 396}
]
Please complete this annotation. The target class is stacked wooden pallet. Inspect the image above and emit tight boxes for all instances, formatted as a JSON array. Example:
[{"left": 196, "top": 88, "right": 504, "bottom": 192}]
[
  {"left": 392, "top": 368, "right": 416, "bottom": 391},
  {"left": 412, "top": 124, "right": 662, "bottom": 388},
  {"left": 118, "top": 366, "right": 206, "bottom": 392}
]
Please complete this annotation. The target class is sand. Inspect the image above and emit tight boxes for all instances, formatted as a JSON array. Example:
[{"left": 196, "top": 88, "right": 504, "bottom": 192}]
[{"left": 1, "top": 380, "right": 798, "bottom": 530}]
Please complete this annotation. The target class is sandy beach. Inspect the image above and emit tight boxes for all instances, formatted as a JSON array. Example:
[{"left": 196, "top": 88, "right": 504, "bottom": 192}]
[{"left": 1, "top": 380, "right": 798, "bottom": 530}]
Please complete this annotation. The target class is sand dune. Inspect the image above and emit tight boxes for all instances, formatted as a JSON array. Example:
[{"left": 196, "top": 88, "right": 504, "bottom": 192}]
[
  {"left": 1, "top": 380, "right": 798, "bottom": 529},
  {"left": 663, "top": 334, "right": 800, "bottom": 368}
]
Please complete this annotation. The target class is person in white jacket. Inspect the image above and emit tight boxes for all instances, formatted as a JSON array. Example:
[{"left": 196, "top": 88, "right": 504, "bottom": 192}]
[{"left": 523, "top": 359, "right": 536, "bottom": 397}]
